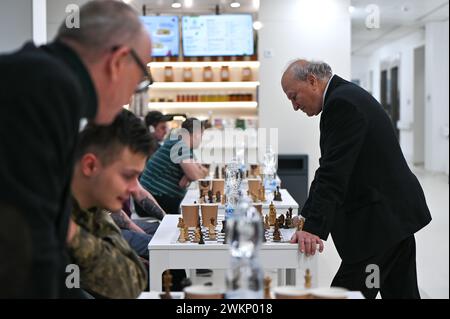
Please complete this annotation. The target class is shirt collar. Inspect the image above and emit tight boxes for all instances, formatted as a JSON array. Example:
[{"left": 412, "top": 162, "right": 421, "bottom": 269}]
[{"left": 322, "top": 74, "right": 334, "bottom": 108}]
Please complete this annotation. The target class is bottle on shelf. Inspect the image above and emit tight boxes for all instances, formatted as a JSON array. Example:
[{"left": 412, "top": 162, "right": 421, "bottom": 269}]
[
  {"left": 203, "top": 66, "right": 214, "bottom": 82},
  {"left": 163, "top": 66, "right": 174, "bottom": 82},
  {"left": 220, "top": 66, "right": 230, "bottom": 82},
  {"left": 183, "top": 67, "right": 193, "bottom": 82},
  {"left": 241, "top": 67, "right": 253, "bottom": 81}
]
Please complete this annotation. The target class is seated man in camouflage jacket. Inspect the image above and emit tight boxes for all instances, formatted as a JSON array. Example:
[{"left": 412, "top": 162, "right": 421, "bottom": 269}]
[{"left": 66, "top": 110, "right": 152, "bottom": 298}]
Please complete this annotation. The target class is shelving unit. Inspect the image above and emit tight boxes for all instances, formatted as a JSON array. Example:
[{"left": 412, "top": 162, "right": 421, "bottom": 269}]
[{"left": 146, "top": 60, "right": 260, "bottom": 122}]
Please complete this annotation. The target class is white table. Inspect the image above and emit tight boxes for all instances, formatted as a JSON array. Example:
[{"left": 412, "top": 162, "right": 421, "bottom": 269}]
[
  {"left": 181, "top": 188, "right": 299, "bottom": 215},
  {"left": 148, "top": 215, "right": 318, "bottom": 291},
  {"left": 138, "top": 291, "right": 365, "bottom": 299}
]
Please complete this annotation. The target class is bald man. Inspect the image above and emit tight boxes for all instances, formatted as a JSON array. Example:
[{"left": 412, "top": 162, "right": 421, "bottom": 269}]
[{"left": 281, "top": 59, "right": 431, "bottom": 299}]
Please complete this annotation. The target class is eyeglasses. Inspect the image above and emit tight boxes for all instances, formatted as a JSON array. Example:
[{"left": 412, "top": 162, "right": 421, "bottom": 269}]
[{"left": 112, "top": 46, "right": 153, "bottom": 93}]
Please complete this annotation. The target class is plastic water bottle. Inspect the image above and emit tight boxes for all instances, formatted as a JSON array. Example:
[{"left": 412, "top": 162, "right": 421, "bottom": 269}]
[{"left": 225, "top": 197, "right": 264, "bottom": 299}]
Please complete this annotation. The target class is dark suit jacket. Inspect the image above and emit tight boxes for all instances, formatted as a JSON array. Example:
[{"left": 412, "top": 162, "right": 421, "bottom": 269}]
[
  {"left": 0, "top": 41, "right": 97, "bottom": 297},
  {"left": 302, "top": 75, "right": 431, "bottom": 263}
]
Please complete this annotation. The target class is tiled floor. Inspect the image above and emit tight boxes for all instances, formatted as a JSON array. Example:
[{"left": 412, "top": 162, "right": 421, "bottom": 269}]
[{"left": 191, "top": 167, "right": 449, "bottom": 299}]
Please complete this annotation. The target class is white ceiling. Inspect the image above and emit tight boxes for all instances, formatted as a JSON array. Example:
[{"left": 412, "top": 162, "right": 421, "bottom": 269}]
[
  {"left": 126, "top": 0, "right": 449, "bottom": 56},
  {"left": 351, "top": 0, "right": 449, "bottom": 56}
]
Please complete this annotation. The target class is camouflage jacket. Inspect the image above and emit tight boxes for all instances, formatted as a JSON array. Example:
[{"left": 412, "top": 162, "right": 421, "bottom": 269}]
[{"left": 67, "top": 202, "right": 147, "bottom": 299}]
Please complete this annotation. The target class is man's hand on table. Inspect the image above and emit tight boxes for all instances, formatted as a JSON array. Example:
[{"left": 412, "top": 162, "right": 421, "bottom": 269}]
[{"left": 290, "top": 230, "right": 324, "bottom": 257}]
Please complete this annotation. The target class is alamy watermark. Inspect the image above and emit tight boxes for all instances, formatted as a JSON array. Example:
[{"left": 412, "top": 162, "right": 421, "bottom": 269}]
[
  {"left": 365, "top": 264, "right": 380, "bottom": 289},
  {"left": 65, "top": 264, "right": 80, "bottom": 289},
  {"left": 365, "top": 4, "right": 380, "bottom": 29},
  {"left": 65, "top": 4, "right": 80, "bottom": 29}
]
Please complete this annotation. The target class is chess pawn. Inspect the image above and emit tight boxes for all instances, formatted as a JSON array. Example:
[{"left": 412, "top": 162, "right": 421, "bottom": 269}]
[
  {"left": 216, "top": 191, "right": 221, "bottom": 203},
  {"left": 193, "top": 228, "right": 201, "bottom": 243},
  {"left": 272, "top": 224, "right": 281, "bottom": 242},
  {"left": 264, "top": 276, "right": 272, "bottom": 299},
  {"left": 259, "top": 185, "right": 266, "bottom": 202},
  {"left": 304, "top": 269, "right": 312, "bottom": 289},
  {"left": 198, "top": 231, "right": 205, "bottom": 245},
  {"left": 208, "top": 190, "right": 213, "bottom": 203},
  {"left": 178, "top": 227, "right": 186, "bottom": 243},
  {"left": 209, "top": 218, "right": 216, "bottom": 240}
]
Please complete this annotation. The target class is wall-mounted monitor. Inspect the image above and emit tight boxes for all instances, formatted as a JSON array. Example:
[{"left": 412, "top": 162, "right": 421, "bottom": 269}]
[
  {"left": 140, "top": 16, "right": 180, "bottom": 57},
  {"left": 182, "top": 14, "right": 254, "bottom": 57}
]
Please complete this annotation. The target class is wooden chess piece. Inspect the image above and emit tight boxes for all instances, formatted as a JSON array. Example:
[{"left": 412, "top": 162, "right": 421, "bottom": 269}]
[
  {"left": 304, "top": 269, "right": 312, "bottom": 289},
  {"left": 193, "top": 228, "right": 201, "bottom": 243},
  {"left": 278, "top": 214, "right": 285, "bottom": 228},
  {"left": 208, "top": 190, "right": 213, "bottom": 203},
  {"left": 297, "top": 218, "right": 305, "bottom": 231},
  {"left": 264, "top": 215, "right": 270, "bottom": 230},
  {"left": 273, "top": 186, "right": 282, "bottom": 201},
  {"left": 198, "top": 231, "right": 205, "bottom": 245},
  {"left": 264, "top": 276, "right": 272, "bottom": 299},
  {"left": 272, "top": 224, "right": 281, "bottom": 242},
  {"left": 177, "top": 217, "right": 184, "bottom": 228},
  {"left": 268, "top": 202, "right": 277, "bottom": 226},
  {"left": 159, "top": 270, "right": 173, "bottom": 299},
  {"left": 215, "top": 191, "right": 221, "bottom": 203},
  {"left": 209, "top": 218, "right": 216, "bottom": 240},
  {"left": 259, "top": 185, "right": 266, "bottom": 202},
  {"left": 178, "top": 227, "right": 186, "bottom": 243}
]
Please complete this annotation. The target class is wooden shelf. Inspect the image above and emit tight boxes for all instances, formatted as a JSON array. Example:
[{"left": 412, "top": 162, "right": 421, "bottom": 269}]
[
  {"left": 148, "top": 61, "right": 260, "bottom": 68},
  {"left": 149, "top": 81, "right": 260, "bottom": 89},
  {"left": 148, "top": 102, "right": 258, "bottom": 109}
]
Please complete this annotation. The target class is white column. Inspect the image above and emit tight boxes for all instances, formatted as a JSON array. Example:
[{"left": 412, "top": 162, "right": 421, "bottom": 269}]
[{"left": 32, "top": 0, "right": 47, "bottom": 45}]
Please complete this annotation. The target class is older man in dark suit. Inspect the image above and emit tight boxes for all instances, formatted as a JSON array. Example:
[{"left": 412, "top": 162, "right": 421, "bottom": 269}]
[{"left": 281, "top": 59, "right": 431, "bottom": 299}]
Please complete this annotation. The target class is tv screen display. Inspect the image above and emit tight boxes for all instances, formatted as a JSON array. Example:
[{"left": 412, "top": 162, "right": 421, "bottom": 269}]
[
  {"left": 182, "top": 14, "right": 254, "bottom": 57},
  {"left": 140, "top": 16, "right": 179, "bottom": 57}
]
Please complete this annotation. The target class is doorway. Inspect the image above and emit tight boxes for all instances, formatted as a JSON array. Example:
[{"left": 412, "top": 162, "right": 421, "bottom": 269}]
[
  {"left": 413, "top": 46, "right": 426, "bottom": 166},
  {"left": 380, "top": 61, "right": 400, "bottom": 139}
]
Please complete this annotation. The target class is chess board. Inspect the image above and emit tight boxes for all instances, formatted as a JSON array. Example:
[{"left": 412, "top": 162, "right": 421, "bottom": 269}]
[{"left": 174, "top": 216, "right": 295, "bottom": 244}]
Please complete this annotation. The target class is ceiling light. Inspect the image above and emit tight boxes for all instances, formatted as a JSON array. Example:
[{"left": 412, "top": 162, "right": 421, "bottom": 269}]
[
  {"left": 349, "top": 6, "right": 355, "bottom": 14},
  {"left": 253, "top": 21, "right": 263, "bottom": 30},
  {"left": 171, "top": 1, "right": 182, "bottom": 9},
  {"left": 184, "top": 0, "right": 193, "bottom": 8},
  {"left": 230, "top": 1, "right": 241, "bottom": 8}
]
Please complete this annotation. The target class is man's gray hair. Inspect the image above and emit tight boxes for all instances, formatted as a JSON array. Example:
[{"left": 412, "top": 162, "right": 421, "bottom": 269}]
[
  {"left": 56, "top": 0, "right": 143, "bottom": 56},
  {"left": 286, "top": 60, "right": 333, "bottom": 81}
]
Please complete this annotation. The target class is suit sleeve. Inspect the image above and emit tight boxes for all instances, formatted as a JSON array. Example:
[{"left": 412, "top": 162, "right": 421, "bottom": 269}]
[
  {"left": 302, "top": 100, "right": 368, "bottom": 240},
  {"left": 68, "top": 213, "right": 147, "bottom": 299}
]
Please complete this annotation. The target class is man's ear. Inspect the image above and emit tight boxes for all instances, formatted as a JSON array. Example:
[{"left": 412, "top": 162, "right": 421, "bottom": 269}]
[
  {"left": 307, "top": 73, "right": 318, "bottom": 87},
  {"left": 80, "top": 153, "right": 100, "bottom": 177},
  {"left": 108, "top": 46, "right": 130, "bottom": 82}
]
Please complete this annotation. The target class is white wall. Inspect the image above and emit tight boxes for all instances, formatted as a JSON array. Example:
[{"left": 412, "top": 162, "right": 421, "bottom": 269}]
[
  {"left": 0, "top": 0, "right": 33, "bottom": 53},
  {"left": 351, "top": 55, "right": 371, "bottom": 92},
  {"left": 413, "top": 45, "right": 425, "bottom": 165},
  {"left": 352, "top": 30, "right": 426, "bottom": 164},
  {"left": 425, "top": 20, "right": 449, "bottom": 174},
  {"left": 258, "top": 0, "right": 351, "bottom": 184}
]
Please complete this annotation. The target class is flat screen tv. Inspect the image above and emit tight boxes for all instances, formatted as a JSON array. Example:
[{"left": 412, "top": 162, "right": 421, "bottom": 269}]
[
  {"left": 140, "top": 16, "right": 180, "bottom": 57},
  {"left": 182, "top": 14, "right": 254, "bottom": 57}
]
